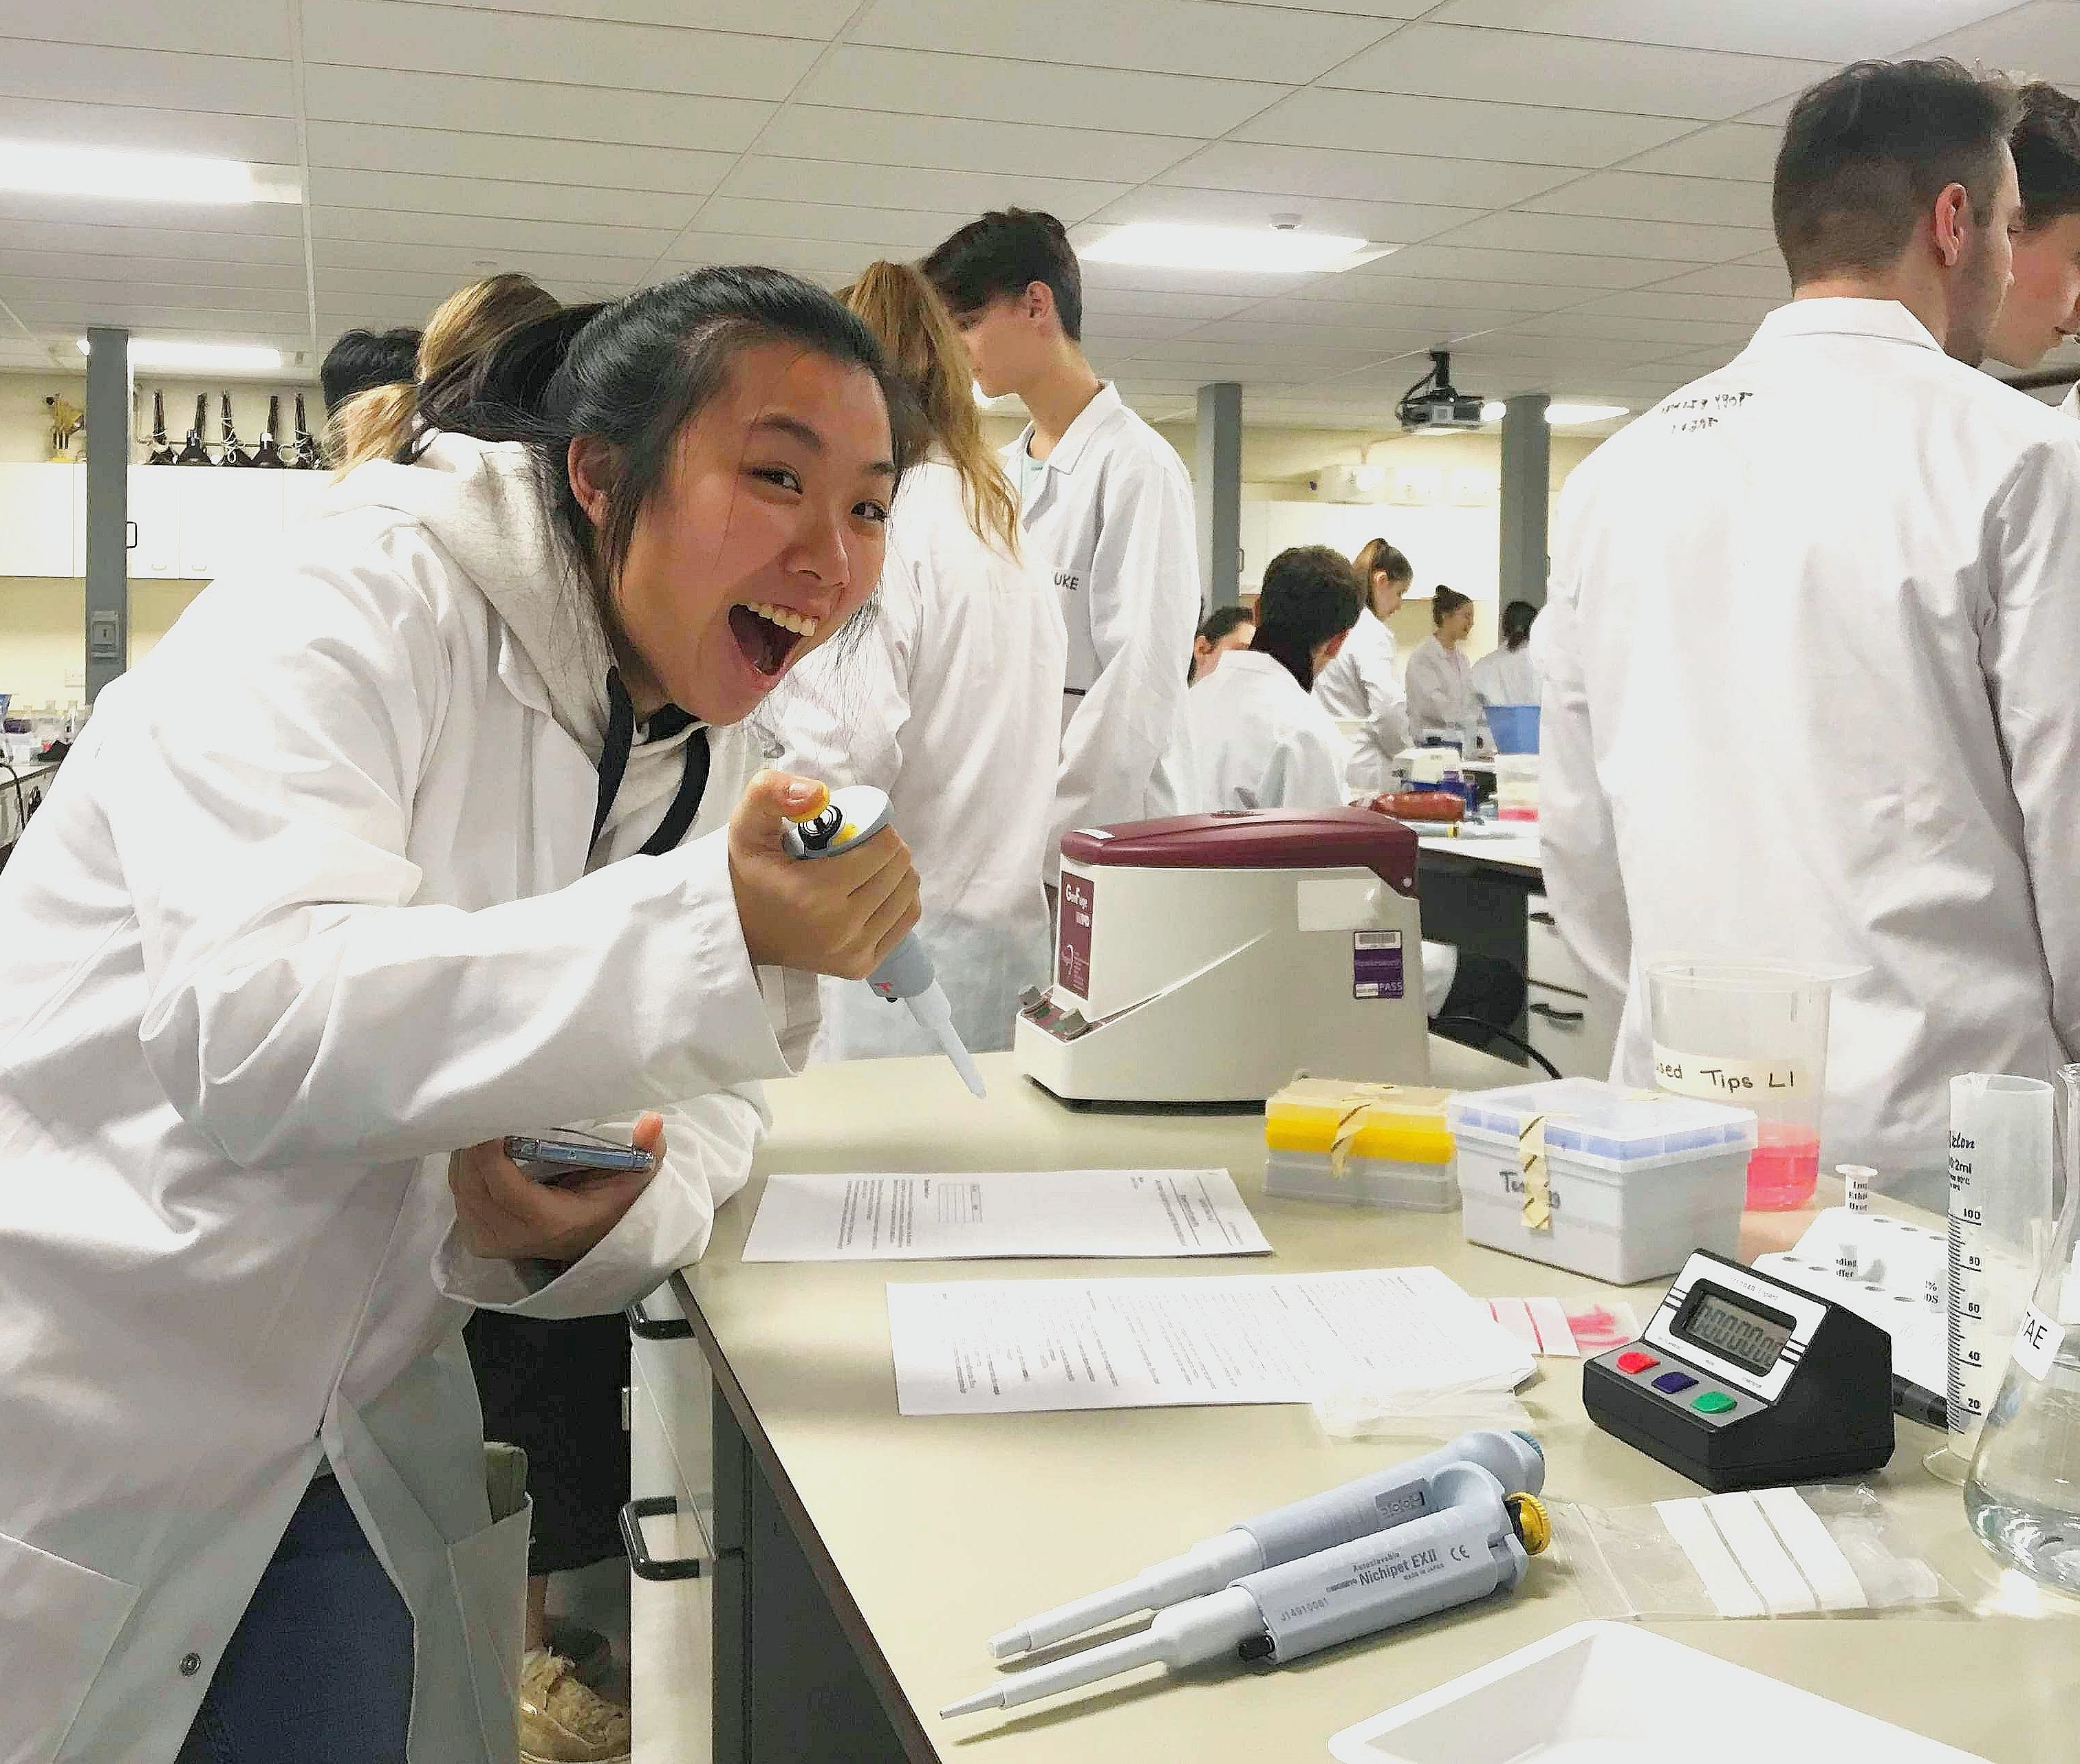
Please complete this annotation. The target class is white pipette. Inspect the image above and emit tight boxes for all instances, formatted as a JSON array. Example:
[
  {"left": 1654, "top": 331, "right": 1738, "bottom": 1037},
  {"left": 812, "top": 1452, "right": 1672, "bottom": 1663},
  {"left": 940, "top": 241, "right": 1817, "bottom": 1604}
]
[
  {"left": 986, "top": 1428, "right": 1543, "bottom": 1659},
  {"left": 783, "top": 785, "right": 986, "bottom": 1099},
  {"left": 944, "top": 1464, "right": 1548, "bottom": 1719}
]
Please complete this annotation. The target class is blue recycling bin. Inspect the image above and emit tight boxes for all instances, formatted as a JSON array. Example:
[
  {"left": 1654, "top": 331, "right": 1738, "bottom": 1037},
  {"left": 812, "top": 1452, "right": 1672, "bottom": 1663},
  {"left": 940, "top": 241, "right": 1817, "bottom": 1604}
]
[{"left": 1483, "top": 703, "right": 1540, "bottom": 754}]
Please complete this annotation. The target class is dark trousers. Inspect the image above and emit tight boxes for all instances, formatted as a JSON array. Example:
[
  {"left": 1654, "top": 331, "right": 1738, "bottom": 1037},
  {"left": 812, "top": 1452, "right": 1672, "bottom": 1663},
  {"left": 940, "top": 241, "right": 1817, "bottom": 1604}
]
[
  {"left": 466, "top": 1308, "right": 630, "bottom": 1577},
  {"left": 176, "top": 1475, "right": 413, "bottom": 1764}
]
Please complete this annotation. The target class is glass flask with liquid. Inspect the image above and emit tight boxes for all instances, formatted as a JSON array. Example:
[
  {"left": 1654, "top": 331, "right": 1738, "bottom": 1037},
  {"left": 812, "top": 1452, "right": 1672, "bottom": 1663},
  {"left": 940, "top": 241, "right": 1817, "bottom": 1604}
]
[{"left": 1964, "top": 1062, "right": 2080, "bottom": 1591}]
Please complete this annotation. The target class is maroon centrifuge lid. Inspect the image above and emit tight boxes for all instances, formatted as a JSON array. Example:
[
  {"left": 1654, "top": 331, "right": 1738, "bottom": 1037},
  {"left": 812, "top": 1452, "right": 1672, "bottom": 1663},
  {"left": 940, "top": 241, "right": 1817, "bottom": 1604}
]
[{"left": 1059, "top": 808, "right": 1418, "bottom": 895}]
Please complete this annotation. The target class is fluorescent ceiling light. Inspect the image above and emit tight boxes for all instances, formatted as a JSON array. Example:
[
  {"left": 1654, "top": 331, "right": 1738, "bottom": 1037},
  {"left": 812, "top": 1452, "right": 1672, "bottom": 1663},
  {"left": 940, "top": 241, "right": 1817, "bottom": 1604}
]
[
  {"left": 2, "top": 141, "right": 297, "bottom": 204},
  {"left": 1479, "top": 399, "right": 1629, "bottom": 426},
  {"left": 1081, "top": 222, "right": 1387, "bottom": 275},
  {"left": 78, "top": 338, "right": 284, "bottom": 372}
]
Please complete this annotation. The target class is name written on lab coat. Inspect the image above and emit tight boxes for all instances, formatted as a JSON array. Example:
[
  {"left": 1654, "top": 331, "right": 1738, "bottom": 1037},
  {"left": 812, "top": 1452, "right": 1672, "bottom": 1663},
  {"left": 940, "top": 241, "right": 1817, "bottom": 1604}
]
[
  {"left": 1662, "top": 389, "right": 1755, "bottom": 435},
  {"left": 1652, "top": 1046, "right": 1804, "bottom": 1096},
  {"left": 1055, "top": 569, "right": 1083, "bottom": 593}
]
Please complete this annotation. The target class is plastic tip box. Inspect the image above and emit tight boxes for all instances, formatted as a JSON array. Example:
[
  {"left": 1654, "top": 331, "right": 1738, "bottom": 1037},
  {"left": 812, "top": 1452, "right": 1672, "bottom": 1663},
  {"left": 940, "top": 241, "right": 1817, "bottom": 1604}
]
[
  {"left": 1447, "top": 1078, "right": 1757, "bottom": 1283},
  {"left": 1264, "top": 1078, "right": 1458, "bottom": 1212}
]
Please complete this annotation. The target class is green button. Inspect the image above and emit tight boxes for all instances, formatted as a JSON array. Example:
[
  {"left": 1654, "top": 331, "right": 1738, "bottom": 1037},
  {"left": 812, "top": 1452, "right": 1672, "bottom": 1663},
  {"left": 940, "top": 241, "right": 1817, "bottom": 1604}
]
[{"left": 1693, "top": 1391, "right": 1736, "bottom": 1415}]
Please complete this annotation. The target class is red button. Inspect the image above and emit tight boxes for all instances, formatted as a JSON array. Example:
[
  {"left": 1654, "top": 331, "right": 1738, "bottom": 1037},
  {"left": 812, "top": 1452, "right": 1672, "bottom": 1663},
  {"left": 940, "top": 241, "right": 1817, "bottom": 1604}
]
[{"left": 1616, "top": 1350, "right": 1659, "bottom": 1374}]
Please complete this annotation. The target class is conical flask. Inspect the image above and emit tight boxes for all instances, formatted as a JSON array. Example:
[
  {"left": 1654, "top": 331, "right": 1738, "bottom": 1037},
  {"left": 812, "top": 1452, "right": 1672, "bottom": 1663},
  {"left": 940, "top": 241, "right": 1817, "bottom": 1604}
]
[{"left": 1964, "top": 1062, "right": 2080, "bottom": 1591}]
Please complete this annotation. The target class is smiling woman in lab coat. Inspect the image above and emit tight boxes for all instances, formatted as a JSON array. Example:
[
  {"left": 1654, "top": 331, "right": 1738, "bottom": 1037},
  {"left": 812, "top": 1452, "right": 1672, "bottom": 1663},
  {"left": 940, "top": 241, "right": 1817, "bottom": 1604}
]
[
  {"left": 0, "top": 267, "right": 920, "bottom": 1764},
  {"left": 1313, "top": 536, "right": 1414, "bottom": 794},
  {"left": 1404, "top": 585, "right": 1483, "bottom": 750}
]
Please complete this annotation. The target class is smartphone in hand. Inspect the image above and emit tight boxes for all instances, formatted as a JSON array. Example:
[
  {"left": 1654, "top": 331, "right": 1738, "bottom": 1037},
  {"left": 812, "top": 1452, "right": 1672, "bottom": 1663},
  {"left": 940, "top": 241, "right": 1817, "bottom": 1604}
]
[{"left": 503, "top": 1133, "right": 657, "bottom": 1182}]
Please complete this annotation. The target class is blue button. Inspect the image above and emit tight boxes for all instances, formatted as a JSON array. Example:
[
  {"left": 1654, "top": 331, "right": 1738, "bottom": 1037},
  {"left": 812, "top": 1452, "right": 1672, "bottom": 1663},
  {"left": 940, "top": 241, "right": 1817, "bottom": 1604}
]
[{"left": 1652, "top": 1371, "right": 1699, "bottom": 1395}]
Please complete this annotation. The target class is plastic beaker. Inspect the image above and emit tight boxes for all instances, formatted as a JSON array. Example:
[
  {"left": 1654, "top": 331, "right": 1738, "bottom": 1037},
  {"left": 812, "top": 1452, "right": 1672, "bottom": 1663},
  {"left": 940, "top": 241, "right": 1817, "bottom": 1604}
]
[{"left": 1645, "top": 959, "right": 1859, "bottom": 1210}]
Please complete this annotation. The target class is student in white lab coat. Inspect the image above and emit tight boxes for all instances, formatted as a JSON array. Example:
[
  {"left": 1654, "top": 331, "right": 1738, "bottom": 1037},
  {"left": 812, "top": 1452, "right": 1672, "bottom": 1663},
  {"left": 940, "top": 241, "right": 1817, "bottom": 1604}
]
[
  {"left": 1190, "top": 604, "right": 1256, "bottom": 683},
  {"left": 0, "top": 267, "right": 923, "bottom": 1764},
  {"left": 1540, "top": 61, "right": 2080, "bottom": 1188},
  {"left": 1189, "top": 544, "right": 1362, "bottom": 814},
  {"left": 1404, "top": 586, "right": 1482, "bottom": 750},
  {"left": 777, "top": 261, "right": 1067, "bottom": 1058},
  {"left": 1313, "top": 536, "right": 1413, "bottom": 794},
  {"left": 1986, "top": 83, "right": 2080, "bottom": 393},
  {"left": 924, "top": 209, "right": 1201, "bottom": 871},
  {"left": 1471, "top": 600, "right": 1541, "bottom": 708}
]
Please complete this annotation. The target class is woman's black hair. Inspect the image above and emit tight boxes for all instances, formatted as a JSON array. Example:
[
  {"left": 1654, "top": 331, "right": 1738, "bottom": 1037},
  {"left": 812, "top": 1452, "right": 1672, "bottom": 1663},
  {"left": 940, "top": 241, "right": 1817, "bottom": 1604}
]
[
  {"left": 1500, "top": 599, "right": 1539, "bottom": 650},
  {"left": 415, "top": 265, "right": 913, "bottom": 659},
  {"left": 1432, "top": 585, "right": 1473, "bottom": 627},
  {"left": 1250, "top": 545, "right": 1362, "bottom": 692}
]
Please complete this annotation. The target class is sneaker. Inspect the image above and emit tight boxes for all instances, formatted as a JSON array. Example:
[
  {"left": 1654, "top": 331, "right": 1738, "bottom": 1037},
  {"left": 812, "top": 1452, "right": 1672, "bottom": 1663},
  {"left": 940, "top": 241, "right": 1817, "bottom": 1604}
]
[
  {"left": 546, "top": 1620, "right": 614, "bottom": 1689},
  {"left": 519, "top": 1648, "right": 631, "bottom": 1764}
]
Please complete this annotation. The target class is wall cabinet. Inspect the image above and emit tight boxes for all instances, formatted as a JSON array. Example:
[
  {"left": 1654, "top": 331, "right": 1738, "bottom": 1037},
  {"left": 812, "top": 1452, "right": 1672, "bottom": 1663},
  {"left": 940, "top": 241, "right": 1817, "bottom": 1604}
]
[{"left": 0, "top": 463, "right": 325, "bottom": 580}]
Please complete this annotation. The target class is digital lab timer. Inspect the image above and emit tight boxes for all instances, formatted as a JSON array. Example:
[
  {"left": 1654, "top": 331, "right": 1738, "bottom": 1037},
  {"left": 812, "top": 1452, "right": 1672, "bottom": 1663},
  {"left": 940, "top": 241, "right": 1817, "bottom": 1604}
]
[{"left": 1583, "top": 1250, "right": 1894, "bottom": 1492}]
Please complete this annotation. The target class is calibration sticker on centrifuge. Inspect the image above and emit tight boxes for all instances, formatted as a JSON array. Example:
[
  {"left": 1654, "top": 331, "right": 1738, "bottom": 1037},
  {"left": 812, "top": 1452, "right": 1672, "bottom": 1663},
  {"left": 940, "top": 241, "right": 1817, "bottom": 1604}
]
[{"left": 1352, "top": 930, "right": 1405, "bottom": 1001}]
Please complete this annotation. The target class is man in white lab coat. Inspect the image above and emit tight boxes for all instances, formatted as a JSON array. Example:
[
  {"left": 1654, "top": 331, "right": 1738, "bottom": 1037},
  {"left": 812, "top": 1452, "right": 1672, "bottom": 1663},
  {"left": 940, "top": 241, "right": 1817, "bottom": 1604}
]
[
  {"left": 1540, "top": 59, "right": 2080, "bottom": 1191},
  {"left": 925, "top": 210, "right": 1201, "bottom": 875}
]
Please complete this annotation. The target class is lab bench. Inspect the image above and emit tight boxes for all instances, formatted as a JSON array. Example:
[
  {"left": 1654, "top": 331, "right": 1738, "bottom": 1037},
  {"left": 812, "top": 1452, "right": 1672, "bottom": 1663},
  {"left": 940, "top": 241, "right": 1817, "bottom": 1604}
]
[
  {"left": 624, "top": 1049, "right": 2074, "bottom": 1764},
  {"left": 1416, "top": 831, "right": 1618, "bottom": 1081},
  {"left": 0, "top": 756, "right": 59, "bottom": 862}
]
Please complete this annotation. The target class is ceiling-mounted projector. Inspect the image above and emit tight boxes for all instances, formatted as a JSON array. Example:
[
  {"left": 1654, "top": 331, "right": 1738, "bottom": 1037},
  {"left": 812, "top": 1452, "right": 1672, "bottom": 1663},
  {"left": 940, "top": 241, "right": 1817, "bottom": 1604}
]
[{"left": 1397, "top": 349, "right": 1488, "bottom": 432}]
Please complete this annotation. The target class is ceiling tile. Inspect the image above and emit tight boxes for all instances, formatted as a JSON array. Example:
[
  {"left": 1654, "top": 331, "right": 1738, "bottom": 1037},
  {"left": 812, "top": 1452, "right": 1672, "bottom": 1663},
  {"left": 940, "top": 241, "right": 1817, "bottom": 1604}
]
[
  {"left": 1909, "top": 2, "right": 2080, "bottom": 83},
  {"left": 1080, "top": 261, "right": 1328, "bottom": 300},
  {"left": 1234, "top": 87, "right": 1693, "bottom": 168},
  {"left": 1352, "top": 241, "right": 1699, "bottom": 287},
  {"left": 1435, "top": 208, "right": 1775, "bottom": 261},
  {"left": 756, "top": 107, "right": 1200, "bottom": 186},
  {"left": 305, "top": 120, "right": 736, "bottom": 195},
  {"left": 302, "top": 65, "right": 772, "bottom": 151},
  {"left": 1273, "top": 272, "right": 1589, "bottom": 312},
  {"left": 1574, "top": 287, "right": 1777, "bottom": 323},
  {"left": 0, "top": 277, "right": 306, "bottom": 318},
  {"left": 1427, "top": 0, "right": 2020, "bottom": 61},
  {"left": 301, "top": 0, "right": 819, "bottom": 100},
  {"left": 0, "top": 95, "right": 299, "bottom": 161},
  {"left": 1503, "top": 309, "right": 1752, "bottom": 345},
  {"left": 0, "top": 35, "right": 294, "bottom": 114},
  {"left": 1190, "top": 310, "right": 1530, "bottom": 347},
  {"left": 1088, "top": 184, "right": 1484, "bottom": 246},
  {"left": 684, "top": 197, "right": 975, "bottom": 250},
  {"left": 0, "top": 192, "right": 302, "bottom": 237},
  {"left": 1619, "top": 122, "right": 1781, "bottom": 182},
  {"left": 422, "top": 0, "right": 858, "bottom": 34},
  {"left": 793, "top": 45, "right": 1290, "bottom": 138},
  {"left": 718, "top": 157, "right": 1129, "bottom": 225},
  {"left": 1157, "top": 141, "right": 1576, "bottom": 210},
  {"left": 1647, "top": 261, "right": 1789, "bottom": 298},
  {"left": 308, "top": 204, "right": 680, "bottom": 257},
  {"left": 309, "top": 167, "right": 706, "bottom": 230},
  {"left": 7, "top": 298, "right": 307, "bottom": 331},
  {"left": 0, "top": 0, "right": 293, "bottom": 59},
  {"left": 3, "top": 249, "right": 307, "bottom": 292},
  {"left": 312, "top": 237, "right": 661, "bottom": 282},
  {"left": 1328, "top": 23, "right": 1823, "bottom": 120},
  {"left": 1081, "top": 288, "right": 1260, "bottom": 321},
  {"left": 653, "top": 230, "right": 907, "bottom": 273},
  {"left": 4, "top": 219, "right": 306, "bottom": 265},
  {"left": 852, "top": 0, "right": 1391, "bottom": 83},
  {"left": 1519, "top": 169, "right": 1774, "bottom": 228}
]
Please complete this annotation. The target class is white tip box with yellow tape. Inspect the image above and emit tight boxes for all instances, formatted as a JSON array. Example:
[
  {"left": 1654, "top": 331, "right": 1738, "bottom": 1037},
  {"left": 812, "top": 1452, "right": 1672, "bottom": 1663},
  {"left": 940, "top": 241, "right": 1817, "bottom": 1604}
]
[{"left": 1449, "top": 1078, "right": 1757, "bottom": 1285}]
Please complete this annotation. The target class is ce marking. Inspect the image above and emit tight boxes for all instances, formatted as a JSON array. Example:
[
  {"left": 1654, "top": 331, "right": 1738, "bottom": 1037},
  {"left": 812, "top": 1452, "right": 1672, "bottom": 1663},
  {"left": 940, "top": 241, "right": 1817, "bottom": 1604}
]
[{"left": 1449, "top": 1543, "right": 1473, "bottom": 1563}]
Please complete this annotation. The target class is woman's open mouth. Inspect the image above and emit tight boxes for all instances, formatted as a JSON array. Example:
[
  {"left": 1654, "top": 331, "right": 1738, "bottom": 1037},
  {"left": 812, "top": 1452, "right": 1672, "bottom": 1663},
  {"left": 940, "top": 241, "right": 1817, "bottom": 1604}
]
[{"left": 728, "top": 600, "right": 820, "bottom": 677}]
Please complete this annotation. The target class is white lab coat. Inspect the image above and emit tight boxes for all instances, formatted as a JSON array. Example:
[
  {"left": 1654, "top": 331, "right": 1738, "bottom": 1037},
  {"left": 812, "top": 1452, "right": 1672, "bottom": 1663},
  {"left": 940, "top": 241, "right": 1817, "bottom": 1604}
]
[
  {"left": 1009, "top": 382, "right": 1200, "bottom": 871},
  {"left": 1184, "top": 648, "right": 1459, "bottom": 1012},
  {"left": 1188, "top": 648, "right": 1353, "bottom": 813},
  {"left": 1313, "top": 606, "right": 1410, "bottom": 794},
  {"left": 1540, "top": 298, "right": 2080, "bottom": 1177},
  {"left": 774, "top": 456, "right": 1067, "bottom": 1056},
  {"left": 0, "top": 435, "right": 814, "bottom": 1763},
  {"left": 1471, "top": 642, "right": 1539, "bottom": 708},
  {"left": 1404, "top": 634, "right": 1482, "bottom": 748}
]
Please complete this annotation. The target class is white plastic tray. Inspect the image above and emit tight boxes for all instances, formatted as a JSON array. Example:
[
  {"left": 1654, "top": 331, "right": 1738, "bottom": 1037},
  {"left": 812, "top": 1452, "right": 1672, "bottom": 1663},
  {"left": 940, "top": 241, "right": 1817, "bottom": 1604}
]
[{"left": 1328, "top": 1622, "right": 1989, "bottom": 1763}]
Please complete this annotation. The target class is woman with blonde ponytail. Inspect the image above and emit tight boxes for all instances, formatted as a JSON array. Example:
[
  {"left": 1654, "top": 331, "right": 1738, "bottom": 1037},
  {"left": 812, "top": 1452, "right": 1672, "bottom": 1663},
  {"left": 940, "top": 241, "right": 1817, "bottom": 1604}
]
[
  {"left": 776, "top": 259, "right": 1068, "bottom": 1059},
  {"left": 328, "top": 272, "right": 562, "bottom": 470}
]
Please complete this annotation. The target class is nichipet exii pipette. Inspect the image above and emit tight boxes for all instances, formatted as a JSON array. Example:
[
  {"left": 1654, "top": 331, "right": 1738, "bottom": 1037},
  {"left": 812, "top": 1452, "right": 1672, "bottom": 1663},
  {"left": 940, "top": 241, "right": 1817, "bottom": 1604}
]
[
  {"left": 987, "top": 1428, "right": 1545, "bottom": 1659},
  {"left": 783, "top": 785, "right": 987, "bottom": 1099},
  {"left": 943, "top": 1439, "right": 1550, "bottom": 1719}
]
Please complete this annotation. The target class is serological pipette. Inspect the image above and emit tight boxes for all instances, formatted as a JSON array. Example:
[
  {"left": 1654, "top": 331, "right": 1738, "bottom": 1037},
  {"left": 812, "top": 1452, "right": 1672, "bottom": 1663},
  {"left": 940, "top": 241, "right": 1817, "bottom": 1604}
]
[
  {"left": 944, "top": 1463, "right": 1548, "bottom": 1719},
  {"left": 784, "top": 784, "right": 986, "bottom": 1099},
  {"left": 986, "top": 1428, "right": 1543, "bottom": 1659}
]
